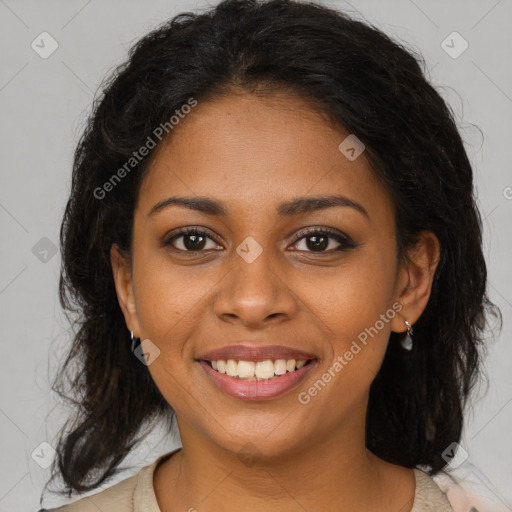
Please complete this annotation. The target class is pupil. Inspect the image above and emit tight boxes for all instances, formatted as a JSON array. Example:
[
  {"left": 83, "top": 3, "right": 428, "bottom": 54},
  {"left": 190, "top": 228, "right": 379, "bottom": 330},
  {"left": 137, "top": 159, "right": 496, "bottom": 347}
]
[
  {"left": 185, "top": 234, "right": 205, "bottom": 250},
  {"left": 307, "top": 235, "right": 327, "bottom": 251}
]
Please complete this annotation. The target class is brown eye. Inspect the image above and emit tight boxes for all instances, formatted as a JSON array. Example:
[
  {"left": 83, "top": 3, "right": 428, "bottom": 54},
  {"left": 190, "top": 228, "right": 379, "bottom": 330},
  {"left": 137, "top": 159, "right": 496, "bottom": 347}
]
[
  {"left": 291, "top": 228, "right": 356, "bottom": 253},
  {"left": 163, "top": 228, "right": 222, "bottom": 252}
]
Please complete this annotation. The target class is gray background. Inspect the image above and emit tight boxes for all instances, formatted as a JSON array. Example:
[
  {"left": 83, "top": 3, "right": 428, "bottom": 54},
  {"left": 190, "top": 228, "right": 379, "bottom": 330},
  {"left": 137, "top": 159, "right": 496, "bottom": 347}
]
[{"left": 0, "top": 1, "right": 511, "bottom": 510}]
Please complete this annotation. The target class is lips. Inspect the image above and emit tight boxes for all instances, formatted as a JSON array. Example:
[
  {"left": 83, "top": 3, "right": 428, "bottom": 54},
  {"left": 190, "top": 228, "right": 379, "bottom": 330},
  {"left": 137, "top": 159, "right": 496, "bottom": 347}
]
[
  {"left": 196, "top": 343, "right": 317, "bottom": 363},
  {"left": 195, "top": 342, "right": 319, "bottom": 400},
  {"left": 198, "top": 358, "right": 318, "bottom": 400}
]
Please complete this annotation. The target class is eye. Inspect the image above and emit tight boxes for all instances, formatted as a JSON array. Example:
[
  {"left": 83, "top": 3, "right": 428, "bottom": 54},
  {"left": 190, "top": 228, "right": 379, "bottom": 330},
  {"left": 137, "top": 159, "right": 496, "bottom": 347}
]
[
  {"left": 163, "top": 226, "right": 357, "bottom": 254},
  {"left": 290, "top": 227, "right": 356, "bottom": 253},
  {"left": 163, "top": 228, "right": 223, "bottom": 252}
]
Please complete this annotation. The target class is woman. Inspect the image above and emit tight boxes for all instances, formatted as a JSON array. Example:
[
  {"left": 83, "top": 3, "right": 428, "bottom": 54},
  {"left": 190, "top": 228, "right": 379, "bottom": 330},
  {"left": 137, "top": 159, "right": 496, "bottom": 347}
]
[{"left": 38, "top": 0, "right": 502, "bottom": 510}]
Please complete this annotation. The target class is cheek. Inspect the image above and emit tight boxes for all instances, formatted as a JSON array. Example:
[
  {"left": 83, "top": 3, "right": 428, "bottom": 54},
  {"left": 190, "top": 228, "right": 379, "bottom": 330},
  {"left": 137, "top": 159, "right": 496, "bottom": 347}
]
[
  {"left": 298, "top": 251, "right": 396, "bottom": 386},
  {"left": 303, "top": 253, "right": 396, "bottom": 338},
  {"left": 130, "top": 258, "right": 207, "bottom": 410},
  {"left": 132, "top": 233, "right": 212, "bottom": 322},
  {"left": 130, "top": 251, "right": 209, "bottom": 365}
]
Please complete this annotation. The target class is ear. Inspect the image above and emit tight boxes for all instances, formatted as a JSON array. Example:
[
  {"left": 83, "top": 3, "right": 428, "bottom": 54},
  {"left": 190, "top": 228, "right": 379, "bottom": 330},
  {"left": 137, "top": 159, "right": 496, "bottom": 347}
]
[
  {"left": 110, "top": 243, "right": 141, "bottom": 337},
  {"left": 390, "top": 231, "right": 441, "bottom": 333}
]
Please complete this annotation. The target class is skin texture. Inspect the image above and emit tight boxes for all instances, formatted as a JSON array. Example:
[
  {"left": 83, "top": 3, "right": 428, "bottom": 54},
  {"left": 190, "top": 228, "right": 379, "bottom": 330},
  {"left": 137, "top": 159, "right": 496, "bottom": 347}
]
[{"left": 111, "top": 90, "right": 440, "bottom": 512}]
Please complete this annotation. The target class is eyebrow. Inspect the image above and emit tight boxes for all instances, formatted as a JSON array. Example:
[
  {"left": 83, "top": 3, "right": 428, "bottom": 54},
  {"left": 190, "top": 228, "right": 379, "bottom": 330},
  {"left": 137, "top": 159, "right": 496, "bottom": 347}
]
[{"left": 148, "top": 195, "right": 370, "bottom": 220}]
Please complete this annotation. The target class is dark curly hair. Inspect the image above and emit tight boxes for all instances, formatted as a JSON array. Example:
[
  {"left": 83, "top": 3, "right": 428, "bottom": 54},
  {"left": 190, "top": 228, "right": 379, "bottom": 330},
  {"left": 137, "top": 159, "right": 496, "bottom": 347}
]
[{"left": 39, "top": 0, "right": 502, "bottom": 505}]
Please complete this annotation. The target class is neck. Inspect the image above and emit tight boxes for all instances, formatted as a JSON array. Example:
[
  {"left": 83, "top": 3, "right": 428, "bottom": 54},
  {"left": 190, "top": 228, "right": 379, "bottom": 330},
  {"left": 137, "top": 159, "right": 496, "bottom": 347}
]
[{"left": 153, "top": 404, "right": 416, "bottom": 511}]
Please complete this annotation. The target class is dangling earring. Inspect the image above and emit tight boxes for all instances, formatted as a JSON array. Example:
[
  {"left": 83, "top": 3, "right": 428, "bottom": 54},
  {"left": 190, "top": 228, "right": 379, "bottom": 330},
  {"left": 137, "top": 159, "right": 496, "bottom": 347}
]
[
  {"left": 401, "top": 320, "right": 413, "bottom": 351},
  {"left": 130, "top": 330, "right": 138, "bottom": 352}
]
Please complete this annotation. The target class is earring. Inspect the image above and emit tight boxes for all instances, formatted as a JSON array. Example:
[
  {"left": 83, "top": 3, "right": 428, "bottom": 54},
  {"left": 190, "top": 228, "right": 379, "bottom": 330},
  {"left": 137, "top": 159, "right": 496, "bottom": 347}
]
[
  {"left": 401, "top": 320, "right": 413, "bottom": 351},
  {"left": 130, "top": 330, "right": 138, "bottom": 352}
]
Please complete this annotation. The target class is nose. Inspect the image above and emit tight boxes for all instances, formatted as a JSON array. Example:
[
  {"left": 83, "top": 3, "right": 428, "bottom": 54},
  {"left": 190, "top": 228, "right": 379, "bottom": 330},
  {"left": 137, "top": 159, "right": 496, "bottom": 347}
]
[{"left": 212, "top": 247, "right": 299, "bottom": 329}]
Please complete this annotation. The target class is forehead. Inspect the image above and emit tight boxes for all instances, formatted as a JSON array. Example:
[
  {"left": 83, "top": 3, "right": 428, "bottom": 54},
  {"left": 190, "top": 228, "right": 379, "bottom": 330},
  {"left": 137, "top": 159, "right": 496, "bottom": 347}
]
[{"left": 137, "top": 92, "right": 394, "bottom": 224}]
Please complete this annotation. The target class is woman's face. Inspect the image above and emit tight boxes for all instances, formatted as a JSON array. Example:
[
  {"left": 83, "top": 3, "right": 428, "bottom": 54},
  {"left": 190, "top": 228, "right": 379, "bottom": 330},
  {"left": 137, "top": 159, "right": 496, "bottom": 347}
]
[{"left": 112, "top": 90, "right": 438, "bottom": 459}]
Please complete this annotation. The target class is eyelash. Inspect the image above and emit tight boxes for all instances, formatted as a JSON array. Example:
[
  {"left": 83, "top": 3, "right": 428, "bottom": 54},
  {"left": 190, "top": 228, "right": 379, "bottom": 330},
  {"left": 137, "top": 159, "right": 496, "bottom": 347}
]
[{"left": 163, "top": 227, "right": 357, "bottom": 253}]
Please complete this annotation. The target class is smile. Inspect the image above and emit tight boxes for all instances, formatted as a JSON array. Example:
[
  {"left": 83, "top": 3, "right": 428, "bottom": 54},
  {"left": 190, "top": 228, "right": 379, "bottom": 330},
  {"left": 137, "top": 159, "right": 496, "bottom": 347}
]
[
  {"left": 206, "top": 358, "right": 310, "bottom": 380},
  {"left": 197, "top": 358, "right": 318, "bottom": 400}
]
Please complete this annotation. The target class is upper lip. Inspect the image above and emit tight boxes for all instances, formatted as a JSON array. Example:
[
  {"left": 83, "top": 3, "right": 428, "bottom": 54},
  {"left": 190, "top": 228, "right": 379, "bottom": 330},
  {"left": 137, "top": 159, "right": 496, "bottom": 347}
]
[{"left": 196, "top": 344, "right": 317, "bottom": 362}]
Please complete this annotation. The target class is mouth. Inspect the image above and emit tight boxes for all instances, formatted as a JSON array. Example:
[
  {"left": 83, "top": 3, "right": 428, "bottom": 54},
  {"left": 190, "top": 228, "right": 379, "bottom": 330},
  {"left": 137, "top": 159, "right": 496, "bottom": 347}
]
[
  {"left": 200, "top": 357, "right": 317, "bottom": 380},
  {"left": 196, "top": 357, "right": 319, "bottom": 400}
]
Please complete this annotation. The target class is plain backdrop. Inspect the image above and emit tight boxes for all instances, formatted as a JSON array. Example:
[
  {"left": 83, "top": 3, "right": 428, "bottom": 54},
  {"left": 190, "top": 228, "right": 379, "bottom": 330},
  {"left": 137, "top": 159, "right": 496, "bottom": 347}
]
[{"left": 0, "top": 1, "right": 511, "bottom": 510}]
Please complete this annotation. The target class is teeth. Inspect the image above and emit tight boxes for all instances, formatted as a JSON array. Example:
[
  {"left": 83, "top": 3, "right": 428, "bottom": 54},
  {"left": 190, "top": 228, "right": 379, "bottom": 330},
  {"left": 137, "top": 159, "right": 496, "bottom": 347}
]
[
  {"left": 274, "top": 359, "right": 287, "bottom": 375},
  {"left": 238, "top": 360, "right": 255, "bottom": 379},
  {"left": 286, "top": 359, "right": 296, "bottom": 372},
  {"left": 226, "top": 359, "right": 238, "bottom": 377},
  {"left": 255, "top": 360, "right": 274, "bottom": 379},
  {"left": 217, "top": 360, "right": 226, "bottom": 374},
  {"left": 207, "top": 358, "right": 310, "bottom": 380}
]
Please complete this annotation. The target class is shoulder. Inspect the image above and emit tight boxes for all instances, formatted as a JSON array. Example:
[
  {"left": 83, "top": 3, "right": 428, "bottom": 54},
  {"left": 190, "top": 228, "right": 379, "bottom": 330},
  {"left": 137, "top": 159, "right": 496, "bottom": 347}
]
[
  {"left": 41, "top": 472, "right": 139, "bottom": 512},
  {"left": 431, "top": 461, "right": 509, "bottom": 512},
  {"left": 39, "top": 448, "right": 181, "bottom": 512},
  {"left": 412, "top": 468, "right": 455, "bottom": 512}
]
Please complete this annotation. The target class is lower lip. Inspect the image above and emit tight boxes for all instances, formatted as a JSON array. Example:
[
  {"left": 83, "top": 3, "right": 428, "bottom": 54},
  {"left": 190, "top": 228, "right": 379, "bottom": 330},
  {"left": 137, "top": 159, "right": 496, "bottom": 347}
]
[{"left": 197, "top": 359, "right": 318, "bottom": 400}]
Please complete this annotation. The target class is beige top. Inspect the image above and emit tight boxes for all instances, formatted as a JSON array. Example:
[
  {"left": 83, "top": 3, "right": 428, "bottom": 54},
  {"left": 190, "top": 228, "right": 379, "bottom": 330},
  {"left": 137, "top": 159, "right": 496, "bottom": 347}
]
[{"left": 45, "top": 448, "right": 455, "bottom": 512}]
